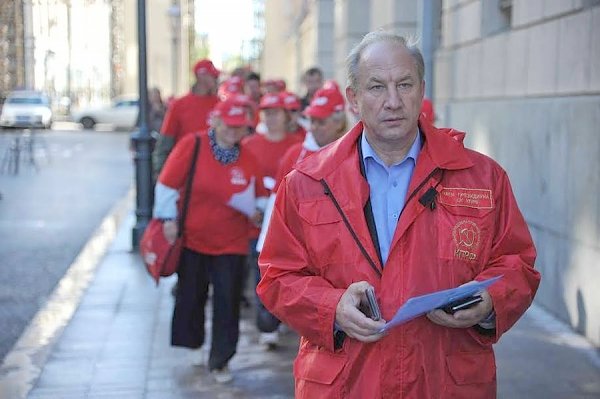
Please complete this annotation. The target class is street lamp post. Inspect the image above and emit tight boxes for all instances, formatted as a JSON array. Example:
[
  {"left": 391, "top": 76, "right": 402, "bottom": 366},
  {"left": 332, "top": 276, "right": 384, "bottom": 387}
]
[
  {"left": 131, "top": 0, "right": 152, "bottom": 249},
  {"left": 167, "top": 3, "right": 180, "bottom": 96}
]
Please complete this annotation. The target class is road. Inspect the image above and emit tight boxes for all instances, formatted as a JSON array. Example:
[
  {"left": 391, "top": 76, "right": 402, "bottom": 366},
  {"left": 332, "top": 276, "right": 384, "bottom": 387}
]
[{"left": 0, "top": 126, "right": 133, "bottom": 361}]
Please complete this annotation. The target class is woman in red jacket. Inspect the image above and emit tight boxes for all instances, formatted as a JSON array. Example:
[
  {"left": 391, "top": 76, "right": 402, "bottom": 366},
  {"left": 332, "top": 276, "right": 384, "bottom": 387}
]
[{"left": 154, "top": 98, "right": 267, "bottom": 384}]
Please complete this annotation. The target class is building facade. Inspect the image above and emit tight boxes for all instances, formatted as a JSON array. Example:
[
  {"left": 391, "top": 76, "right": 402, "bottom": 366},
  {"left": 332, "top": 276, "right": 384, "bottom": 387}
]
[
  {"left": 121, "top": 0, "right": 194, "bottom": 98},
  {"left": 0, "top": 0, "right": 194, "bottom": 111},
  {"left": 0, "top": 0, "right": 28, "bottom": 102},
  {"left": 260, "top": 0, "right": 600, "bottom": 347}
]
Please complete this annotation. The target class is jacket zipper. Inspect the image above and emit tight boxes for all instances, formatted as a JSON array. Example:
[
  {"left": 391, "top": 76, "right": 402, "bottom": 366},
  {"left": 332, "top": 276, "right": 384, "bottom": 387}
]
[{"left": 320, "top": 179, "right": 382, "bottom": 278}]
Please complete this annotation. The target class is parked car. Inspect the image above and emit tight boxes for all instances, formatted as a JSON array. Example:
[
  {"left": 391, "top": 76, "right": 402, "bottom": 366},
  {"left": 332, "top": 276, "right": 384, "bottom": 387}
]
[
  {"left": 0, "top": 90, "right": 53, "bottom": 129},
  {"left": 71, "top": 96, "right": 139, "bottom": 130}
]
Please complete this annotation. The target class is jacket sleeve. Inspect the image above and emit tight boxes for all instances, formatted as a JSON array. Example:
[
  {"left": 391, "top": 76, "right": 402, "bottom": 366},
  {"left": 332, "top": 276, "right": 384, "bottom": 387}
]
[
  {"left": 152, "top": 134, "right": 175, "bottom": 179},
  {"left": 257, "top": 178, "right": 345, "bottom": 352},
  {"left": 470, "top": 170, "right": 541, "bottom": 345}
]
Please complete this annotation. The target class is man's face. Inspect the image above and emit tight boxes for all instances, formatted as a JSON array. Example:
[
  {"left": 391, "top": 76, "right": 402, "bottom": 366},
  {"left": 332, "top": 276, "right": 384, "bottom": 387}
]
[
  {"left": 196, "top": 72, "right": 218, "bottom": 92},
  {"left": 304, "top": 73, "right": 323, "bottom": 96},
  {"left": 245, "top": 79, "right": 262, "bottom": 101},
  {"left": 346, "top": 41, "right": 424, "bottom": 147},
  {"left": 310, "top": 116, "right": 343, "bottom": 147}
]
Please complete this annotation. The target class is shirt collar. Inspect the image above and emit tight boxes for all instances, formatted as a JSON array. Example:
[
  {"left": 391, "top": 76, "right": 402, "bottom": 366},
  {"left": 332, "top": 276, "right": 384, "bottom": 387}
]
[{"left": 360, "top": 129, "right": 422, "bottom": 170}]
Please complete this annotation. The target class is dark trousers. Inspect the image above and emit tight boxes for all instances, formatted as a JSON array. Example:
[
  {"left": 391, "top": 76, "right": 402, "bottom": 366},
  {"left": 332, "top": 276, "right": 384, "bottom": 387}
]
[
  {"left": 171, "top": 247, "right": 245, "bottom": 370},
  {"left": 251, "top": 240, "right": 280, "bottom": 333}
]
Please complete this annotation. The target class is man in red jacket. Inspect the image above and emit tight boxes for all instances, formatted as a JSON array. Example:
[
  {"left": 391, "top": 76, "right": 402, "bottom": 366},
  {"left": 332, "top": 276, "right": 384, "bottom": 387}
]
[
  {"left": 152, "top": 59, "right": 220, "bottom": 178},
  {"left": 257, "top": 31, "right": 540, "bottom": 398}
]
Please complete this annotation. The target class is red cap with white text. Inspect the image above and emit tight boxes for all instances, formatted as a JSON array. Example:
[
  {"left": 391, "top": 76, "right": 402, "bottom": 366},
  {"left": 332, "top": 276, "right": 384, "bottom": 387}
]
[
  {"left": 212, "top": 99, "right": 252, "bottom": 127},
  {"left": 304, "top": 84, "right": 345, "bottom": 119}
]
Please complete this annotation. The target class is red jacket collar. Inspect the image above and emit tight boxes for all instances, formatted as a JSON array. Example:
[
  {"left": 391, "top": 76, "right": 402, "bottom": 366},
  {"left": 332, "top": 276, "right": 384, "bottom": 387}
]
[{"left": 296, "top": 116, "right": 473, "bottom": 180}]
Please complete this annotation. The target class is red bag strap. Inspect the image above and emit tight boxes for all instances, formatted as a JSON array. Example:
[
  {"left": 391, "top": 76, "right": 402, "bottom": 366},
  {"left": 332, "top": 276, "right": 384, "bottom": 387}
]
[{"left": 177, "top": 135, "right": 200, "bottom": 236}]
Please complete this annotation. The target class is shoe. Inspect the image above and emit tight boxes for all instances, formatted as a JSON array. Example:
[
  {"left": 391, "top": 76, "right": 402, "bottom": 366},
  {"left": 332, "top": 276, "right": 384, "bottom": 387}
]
[
  {"left": 210, "top": 366, "right": 233, "bottom": 384},
  {"left": 188, "top": 348, "right": 205, "bottom": 366},
  {"left": 259, "top": 331, "right": 280, "bottom": 350}
]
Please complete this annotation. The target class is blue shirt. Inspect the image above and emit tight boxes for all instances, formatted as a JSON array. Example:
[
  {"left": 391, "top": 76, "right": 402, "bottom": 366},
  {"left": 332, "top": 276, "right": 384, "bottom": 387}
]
[{"left": 361, "top": 131, "right": 421, "bottom": 265}]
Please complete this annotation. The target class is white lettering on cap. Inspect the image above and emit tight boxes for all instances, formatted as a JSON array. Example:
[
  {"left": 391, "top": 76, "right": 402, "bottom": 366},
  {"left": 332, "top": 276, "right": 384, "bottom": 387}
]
[
  {"left": 314, "top": 96, "right": 328, "bottom": 106},
  {"left": 228, "top": 106, "right": 244, "bottom": 116}
]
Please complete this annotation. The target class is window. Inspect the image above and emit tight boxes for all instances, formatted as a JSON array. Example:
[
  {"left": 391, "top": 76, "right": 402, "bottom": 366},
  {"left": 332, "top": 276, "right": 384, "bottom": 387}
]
[{"left": 482, "top": 0, "right": 512, "bottom": 37}]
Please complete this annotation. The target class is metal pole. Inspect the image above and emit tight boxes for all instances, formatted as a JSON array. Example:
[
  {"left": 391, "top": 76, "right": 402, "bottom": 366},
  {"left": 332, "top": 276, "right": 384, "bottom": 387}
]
[
  {"left": 66, "top": 0, "right": 71, "bottom": 113},
  {"left": 168, "top": 2, "right": 180, "bottom": 96},
  {"left": 22, "top": 0, "right": 35, "bottom": 89},
  {"left": 131, "top": 0, "right": 152, "bottom": 249}
]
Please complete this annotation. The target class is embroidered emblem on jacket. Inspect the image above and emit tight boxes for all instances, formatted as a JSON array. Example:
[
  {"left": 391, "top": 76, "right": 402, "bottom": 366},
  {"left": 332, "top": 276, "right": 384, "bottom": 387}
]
[{"left": 452, "top": 220, "right": 480, "bottom": 261}]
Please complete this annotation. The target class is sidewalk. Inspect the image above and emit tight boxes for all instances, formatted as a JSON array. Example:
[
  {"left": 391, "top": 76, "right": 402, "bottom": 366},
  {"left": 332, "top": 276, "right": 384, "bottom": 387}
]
[{"left": 1, "top": 207, "right": 599, "bottom": 398}]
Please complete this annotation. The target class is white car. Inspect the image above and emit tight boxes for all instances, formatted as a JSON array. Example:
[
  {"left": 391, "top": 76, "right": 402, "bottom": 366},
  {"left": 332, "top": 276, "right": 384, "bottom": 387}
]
[
  {"left": 0, "top": 91, "right": 53, "bottom": 129},
  {"left": 72, "top": 96, "right": 139, "bottom": 130}
]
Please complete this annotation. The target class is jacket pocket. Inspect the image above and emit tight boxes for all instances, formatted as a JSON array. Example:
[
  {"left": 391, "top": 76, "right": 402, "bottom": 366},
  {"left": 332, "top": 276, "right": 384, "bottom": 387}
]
[
  {"left": 445, "top": 351, "right": 496, "bottom": 385},
  {"left": 297, "top": 199, "right": 344, "bottom": 268},
  {"left": 294, "top": 348, "right": 346, "bottom": 398},
  {"left": 298, "top": 198, "right": 343, "bottom": 225}
]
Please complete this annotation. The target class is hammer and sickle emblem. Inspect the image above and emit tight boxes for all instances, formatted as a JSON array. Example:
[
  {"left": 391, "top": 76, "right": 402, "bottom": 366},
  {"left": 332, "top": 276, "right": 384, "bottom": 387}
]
[{"left": 458, "top": 227, "right": 476, "bottom": 247}]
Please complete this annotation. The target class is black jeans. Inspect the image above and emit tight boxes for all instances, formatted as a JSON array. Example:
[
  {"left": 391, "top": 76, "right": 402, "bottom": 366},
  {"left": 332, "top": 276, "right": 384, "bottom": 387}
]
[{"left": 171, "top": 247, "right": 245, "bottom": 370}]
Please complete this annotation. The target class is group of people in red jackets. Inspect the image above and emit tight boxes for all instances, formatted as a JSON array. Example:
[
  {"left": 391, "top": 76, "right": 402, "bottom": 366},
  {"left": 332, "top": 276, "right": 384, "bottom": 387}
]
[{"left": 151, "top": 58, "right": 348, "bottom": 383}]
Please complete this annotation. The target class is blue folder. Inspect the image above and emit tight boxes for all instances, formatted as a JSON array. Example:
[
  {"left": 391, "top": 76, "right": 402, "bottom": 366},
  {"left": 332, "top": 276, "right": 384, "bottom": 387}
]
[{"left": 382, "top": 275, "right": 503, "bottom": 331}]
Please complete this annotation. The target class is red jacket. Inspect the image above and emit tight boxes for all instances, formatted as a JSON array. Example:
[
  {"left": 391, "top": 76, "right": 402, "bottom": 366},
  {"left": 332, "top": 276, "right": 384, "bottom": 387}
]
[
  {"left": 257, "top": 119, "right": 540, "bottom": 398},
  {"left": 161, "top": 92, "right": 218, "bottom": 142},
  {"left": 159, "top": 133, "right": 267, "bottom": 255}
]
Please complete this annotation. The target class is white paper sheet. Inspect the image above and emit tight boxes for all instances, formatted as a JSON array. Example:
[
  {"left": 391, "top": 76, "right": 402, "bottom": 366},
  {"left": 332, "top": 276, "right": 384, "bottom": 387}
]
[
  {"left": 227, "top": 177, "right": 256, "bottom": 217},
  {"left": 382, "top": 275, "right": 503, "bottom": 332},
  {"left": 256, "top": 193, "right": 276, "bottom": 253}
]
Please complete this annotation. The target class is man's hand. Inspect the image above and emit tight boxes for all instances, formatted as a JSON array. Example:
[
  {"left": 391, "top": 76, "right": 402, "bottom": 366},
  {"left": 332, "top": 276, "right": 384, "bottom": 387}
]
[
  {"left": 427, "top": 288, "right": 494, "bottom": 328},
  {"left": 335, "top": 281, "right": 386, "bottom": 343},
  {"left": 162, "top": 220, "right": 178, "bottom": 244}
]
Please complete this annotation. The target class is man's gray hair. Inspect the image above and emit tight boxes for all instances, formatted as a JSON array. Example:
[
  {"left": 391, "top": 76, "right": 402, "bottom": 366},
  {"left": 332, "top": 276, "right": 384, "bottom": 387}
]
[{"left": 345, "top": 31, "right": 425, "bottom": 91}]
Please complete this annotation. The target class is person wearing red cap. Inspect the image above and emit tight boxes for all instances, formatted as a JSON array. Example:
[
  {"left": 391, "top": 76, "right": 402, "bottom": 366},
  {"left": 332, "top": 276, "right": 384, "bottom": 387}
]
[
  {"left": 152, "top": 59, "right": 220, "bottom": 178},
  {"left": 253, "top": 83, "right": 348, "bottom": 347},
  {"left": 241, "top": 92, "right": 304, "bottom": 348},
  {"left": 281, "top": 91, "right": 307, "bottom": 140},
  {"left": 153, "top": 97, "right": 268, "bottom": 384},
  {"left": 218, "top": 76, "right": 245, "bottom": 101},
  {"left": 276, "top": 82, "right": 347, "bottom": 192}
]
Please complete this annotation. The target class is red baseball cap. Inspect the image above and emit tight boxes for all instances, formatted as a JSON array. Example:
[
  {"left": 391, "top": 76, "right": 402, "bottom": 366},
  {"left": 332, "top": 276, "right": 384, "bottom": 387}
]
[
  {"left": 281, "top": 91, "right": 301, "bottom": 111},
  {"left": 193, "top": 59, "right": 220, "bottom": 78},
  {"left": 218, "top": 76, "right": 244, "bottom": 100},
  {"left": 304, "top": 85, "right": 345, "bottom": 119},
  {"left": 212, "top": 99, "right": 252, "bottom": 127},
  {"left": 259, "top": 92, "right": 285, "bottom": 109}
]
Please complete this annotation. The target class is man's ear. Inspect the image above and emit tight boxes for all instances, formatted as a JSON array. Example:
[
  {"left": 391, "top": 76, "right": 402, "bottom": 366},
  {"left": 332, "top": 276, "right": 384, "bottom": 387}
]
[{"left": 345, "top": 86, "right": 359, "bottom": 115}]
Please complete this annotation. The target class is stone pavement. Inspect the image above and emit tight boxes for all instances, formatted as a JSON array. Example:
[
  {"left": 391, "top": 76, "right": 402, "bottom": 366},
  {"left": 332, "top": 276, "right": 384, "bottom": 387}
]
[{"left": 1, "top": 204, "right": 599, "bottom": 398}]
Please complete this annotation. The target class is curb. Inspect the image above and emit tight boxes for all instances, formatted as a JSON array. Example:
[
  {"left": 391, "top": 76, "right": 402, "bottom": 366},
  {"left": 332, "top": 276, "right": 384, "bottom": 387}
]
[{"left": 0, "top": 188, "right": 134, "bottom": 399}]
